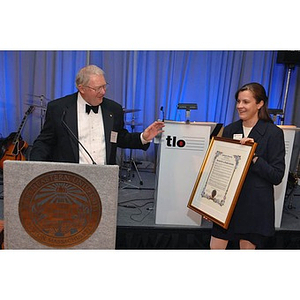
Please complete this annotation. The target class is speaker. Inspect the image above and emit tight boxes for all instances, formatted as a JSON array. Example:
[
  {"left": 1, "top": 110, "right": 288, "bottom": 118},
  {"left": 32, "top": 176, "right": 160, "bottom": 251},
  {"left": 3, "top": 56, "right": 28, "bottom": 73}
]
[{"left": 277, "top": 51, "right": 300, "bottom": 65}]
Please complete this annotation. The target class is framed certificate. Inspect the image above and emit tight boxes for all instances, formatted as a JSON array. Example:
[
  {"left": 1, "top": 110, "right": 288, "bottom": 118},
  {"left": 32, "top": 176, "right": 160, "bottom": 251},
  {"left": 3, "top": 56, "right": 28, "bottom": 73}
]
[{"left": 187, "top": 136, "right": 257, "bottom": 229}]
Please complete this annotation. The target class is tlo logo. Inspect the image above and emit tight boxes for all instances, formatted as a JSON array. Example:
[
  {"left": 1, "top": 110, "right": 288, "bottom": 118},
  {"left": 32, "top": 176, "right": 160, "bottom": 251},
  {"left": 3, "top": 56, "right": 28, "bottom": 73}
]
[{"left": 166, "top": 135, "right": 186, "bottom": 147}]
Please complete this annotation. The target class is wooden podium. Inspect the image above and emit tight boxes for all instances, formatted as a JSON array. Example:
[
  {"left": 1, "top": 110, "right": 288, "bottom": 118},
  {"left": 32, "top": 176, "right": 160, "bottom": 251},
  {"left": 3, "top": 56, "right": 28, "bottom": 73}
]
[
  {"left": 3, "top": 161, "right": 119, "bottom": 249},
  {"left": 155, "top": 121, "right": 217, "bottom": 226}
]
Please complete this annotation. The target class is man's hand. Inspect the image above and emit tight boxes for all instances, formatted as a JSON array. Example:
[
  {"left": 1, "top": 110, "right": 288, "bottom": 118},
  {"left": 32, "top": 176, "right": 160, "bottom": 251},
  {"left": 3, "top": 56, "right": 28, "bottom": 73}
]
[{"left": 142, "top": 121, "right": 165, "bottom": 142}]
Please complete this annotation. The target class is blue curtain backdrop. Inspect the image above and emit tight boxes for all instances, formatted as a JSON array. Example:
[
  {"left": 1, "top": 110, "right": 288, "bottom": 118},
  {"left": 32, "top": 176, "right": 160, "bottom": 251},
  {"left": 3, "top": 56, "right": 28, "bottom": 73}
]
[{"left": 0, "top": 50, "right": 299, "bottom": 163}]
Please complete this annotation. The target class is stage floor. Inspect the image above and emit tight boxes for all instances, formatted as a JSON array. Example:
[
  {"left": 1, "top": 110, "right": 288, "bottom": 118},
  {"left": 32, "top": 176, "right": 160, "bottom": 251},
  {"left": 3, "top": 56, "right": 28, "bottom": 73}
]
[
  {"left": 118, "top": 169, "right": 300, "bottom": 231},
  {"left": 117, "top": 168, "right": 300, "bottom": 249}
]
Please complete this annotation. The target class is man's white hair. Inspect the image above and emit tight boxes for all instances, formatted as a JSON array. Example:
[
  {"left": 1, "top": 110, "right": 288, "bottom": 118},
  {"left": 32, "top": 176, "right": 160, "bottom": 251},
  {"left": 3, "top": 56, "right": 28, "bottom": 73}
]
[{"left": 75, "top": 65, "right": 105, "bottom": 88}]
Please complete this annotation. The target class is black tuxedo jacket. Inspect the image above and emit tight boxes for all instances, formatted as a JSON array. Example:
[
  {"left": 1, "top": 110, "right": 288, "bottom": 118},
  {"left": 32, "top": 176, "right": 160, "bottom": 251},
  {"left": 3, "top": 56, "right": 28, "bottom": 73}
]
[{"left": 30, "top": 93, "right": 149, "bottom": 164}]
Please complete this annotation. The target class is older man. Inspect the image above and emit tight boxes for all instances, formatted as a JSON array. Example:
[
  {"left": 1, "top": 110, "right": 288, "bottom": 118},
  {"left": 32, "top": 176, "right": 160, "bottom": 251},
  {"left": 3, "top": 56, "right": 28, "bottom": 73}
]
[{"left": 30, "top": 65, "right": 164, "bottom": 164}]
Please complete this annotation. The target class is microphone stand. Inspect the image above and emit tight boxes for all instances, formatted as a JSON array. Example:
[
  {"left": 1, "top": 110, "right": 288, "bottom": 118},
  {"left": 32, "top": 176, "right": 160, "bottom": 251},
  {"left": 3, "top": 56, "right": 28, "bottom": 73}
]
[
  {"left": 280, "top": 64, "right": 295, "bottom": 125},
  {"left": 61, "top": 111, "right": 97, "bottom": 165},
  {"left": 39, "top": 95, "right": 46, "bottom": 131}
]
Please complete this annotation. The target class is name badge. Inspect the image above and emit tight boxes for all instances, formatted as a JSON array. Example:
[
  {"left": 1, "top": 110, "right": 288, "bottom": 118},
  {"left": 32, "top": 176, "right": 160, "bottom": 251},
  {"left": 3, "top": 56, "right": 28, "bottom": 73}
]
[
  {"left": 233, "top": 134, "right": 243, "bottom": 140},
  {"left": 110, "top": 131, "right": 118, "bottom": 143}
]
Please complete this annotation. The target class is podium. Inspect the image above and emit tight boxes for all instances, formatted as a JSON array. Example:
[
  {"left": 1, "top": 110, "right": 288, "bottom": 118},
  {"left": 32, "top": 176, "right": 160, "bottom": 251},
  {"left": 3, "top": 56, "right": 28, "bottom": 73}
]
[
  {"left": 3, "top": 161, "right": 119, "bottom": 249},
  {"left": 155, "top": 121, "right": 217, "bottom": 226},
  {"left": 275, "top": 125, "right": 298, "bottom": 227}
]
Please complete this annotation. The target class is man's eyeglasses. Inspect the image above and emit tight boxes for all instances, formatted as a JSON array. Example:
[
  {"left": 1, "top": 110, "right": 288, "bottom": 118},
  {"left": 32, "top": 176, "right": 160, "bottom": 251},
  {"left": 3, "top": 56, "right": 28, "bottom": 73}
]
[{"left": 85, "top": 84, "right": 109, "bottom": 93}]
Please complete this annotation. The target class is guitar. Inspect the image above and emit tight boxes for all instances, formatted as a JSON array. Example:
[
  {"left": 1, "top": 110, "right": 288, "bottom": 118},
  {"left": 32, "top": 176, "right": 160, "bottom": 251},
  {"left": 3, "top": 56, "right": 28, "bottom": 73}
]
[{"left": 0, "top": 105, "right": 35, "bottom": 169}]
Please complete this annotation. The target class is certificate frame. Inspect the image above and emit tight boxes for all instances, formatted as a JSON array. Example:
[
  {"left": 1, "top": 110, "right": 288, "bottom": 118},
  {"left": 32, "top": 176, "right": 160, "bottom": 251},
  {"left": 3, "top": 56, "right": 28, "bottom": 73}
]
[{"left": 187, "top": 136, "right": 257, "bottom": 229}]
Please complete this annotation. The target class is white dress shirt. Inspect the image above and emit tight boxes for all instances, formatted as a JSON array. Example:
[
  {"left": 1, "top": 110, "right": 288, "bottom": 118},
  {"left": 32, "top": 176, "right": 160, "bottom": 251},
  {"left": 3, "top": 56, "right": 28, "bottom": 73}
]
[
  {"left": 243, "top": 125, "right": 253, "bottom": 138},
  {"left": 77, "top": 94, "right": 106, "bottom": 165}
]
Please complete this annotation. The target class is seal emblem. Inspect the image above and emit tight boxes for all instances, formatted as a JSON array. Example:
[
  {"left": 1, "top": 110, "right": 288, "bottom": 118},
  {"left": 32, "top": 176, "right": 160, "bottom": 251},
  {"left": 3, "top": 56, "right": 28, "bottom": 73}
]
[{"left": 19, "top": 170, "right": 102, "bottom": 248}]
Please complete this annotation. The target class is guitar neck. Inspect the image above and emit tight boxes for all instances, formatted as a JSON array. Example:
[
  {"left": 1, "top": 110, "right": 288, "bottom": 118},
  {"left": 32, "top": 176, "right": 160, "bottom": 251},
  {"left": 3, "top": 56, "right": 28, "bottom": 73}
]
[{"left": 12, "top": 106, "right": 35, "bottom": 144}]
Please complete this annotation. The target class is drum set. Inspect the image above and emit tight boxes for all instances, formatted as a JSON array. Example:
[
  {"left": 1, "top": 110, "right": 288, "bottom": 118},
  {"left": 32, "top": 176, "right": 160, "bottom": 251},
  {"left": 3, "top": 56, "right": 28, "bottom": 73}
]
[{"left": 120, "top": 108, "right": 144, "bottom": 188}]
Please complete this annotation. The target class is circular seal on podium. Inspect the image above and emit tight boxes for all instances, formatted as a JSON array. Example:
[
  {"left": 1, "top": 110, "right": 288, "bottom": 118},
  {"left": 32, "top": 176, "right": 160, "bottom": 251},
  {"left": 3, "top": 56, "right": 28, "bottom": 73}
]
[{"left": 19, "top": 170, "right": 102, "bottom": 248}]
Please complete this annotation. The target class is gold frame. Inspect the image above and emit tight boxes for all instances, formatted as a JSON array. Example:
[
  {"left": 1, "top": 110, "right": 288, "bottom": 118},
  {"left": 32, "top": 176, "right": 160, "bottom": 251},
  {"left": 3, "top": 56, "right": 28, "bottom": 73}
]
[{"left": 187, "top": 136, "right": 257, "bottom": 229}]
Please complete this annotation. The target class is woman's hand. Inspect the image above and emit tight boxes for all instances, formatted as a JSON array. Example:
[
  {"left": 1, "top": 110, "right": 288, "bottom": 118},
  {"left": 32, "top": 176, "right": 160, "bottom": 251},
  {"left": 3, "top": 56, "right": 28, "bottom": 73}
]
[
  {"left": 240, "top": 137, "right": 254, "bottom": 145},
  {"left": 240, "top": 138, "right": 258, "bottom": 163}
]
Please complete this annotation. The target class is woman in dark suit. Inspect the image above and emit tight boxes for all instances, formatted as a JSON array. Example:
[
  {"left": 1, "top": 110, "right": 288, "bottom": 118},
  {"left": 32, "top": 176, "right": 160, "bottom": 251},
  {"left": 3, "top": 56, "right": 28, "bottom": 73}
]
[
  {"left": 30, "top": 65, "right": 164, "bottom": 165},
  {"left": 210, "top": 82, "right": 285, "bottom": 249}
]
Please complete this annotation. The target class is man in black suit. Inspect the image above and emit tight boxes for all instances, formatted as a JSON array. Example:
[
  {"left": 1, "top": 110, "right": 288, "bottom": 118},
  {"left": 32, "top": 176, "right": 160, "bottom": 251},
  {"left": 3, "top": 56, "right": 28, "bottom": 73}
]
[{"left": 30, "top": 65, "right": 164, "bottom": 165}]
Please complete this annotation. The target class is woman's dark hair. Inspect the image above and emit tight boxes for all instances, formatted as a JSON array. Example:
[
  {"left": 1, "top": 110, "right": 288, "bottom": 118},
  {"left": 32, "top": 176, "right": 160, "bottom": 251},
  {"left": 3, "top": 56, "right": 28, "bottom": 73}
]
[{"left": 235, "top": 82, "right": 273, "bottom": 123}]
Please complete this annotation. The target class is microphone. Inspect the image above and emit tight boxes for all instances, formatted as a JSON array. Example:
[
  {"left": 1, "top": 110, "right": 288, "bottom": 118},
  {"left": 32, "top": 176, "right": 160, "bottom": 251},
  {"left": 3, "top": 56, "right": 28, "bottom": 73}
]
[
  {"left": 154, "top": 106, "right": 165, "bottom": 144},
  {"left": 160, "top": 106, "right": 165, "bottom": 121},
  {"left": 61, "top": 110, "right": 97, "bottom": 165}
]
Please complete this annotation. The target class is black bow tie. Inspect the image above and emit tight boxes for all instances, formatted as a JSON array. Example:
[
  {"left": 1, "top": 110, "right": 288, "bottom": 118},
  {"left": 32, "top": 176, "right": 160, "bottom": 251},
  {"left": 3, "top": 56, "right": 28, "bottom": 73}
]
[{"left": 86, "top": 104, "right": 100, "bottom": 114}]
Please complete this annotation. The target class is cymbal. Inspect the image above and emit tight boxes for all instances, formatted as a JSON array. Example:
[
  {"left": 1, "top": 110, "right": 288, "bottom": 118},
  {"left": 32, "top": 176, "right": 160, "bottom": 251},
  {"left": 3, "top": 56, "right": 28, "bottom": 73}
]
[
  {"left": 123, "top": 108, "right": 141, "bottom": 113},
  {"left": 125, "top": 121, "right": 144, "bottom": 126},
  {"left": 25, "top": 102, "right": 47, "bottom": 109},
  {"left": 27, "top": 94, "right": 51, "bottom": 101}
]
